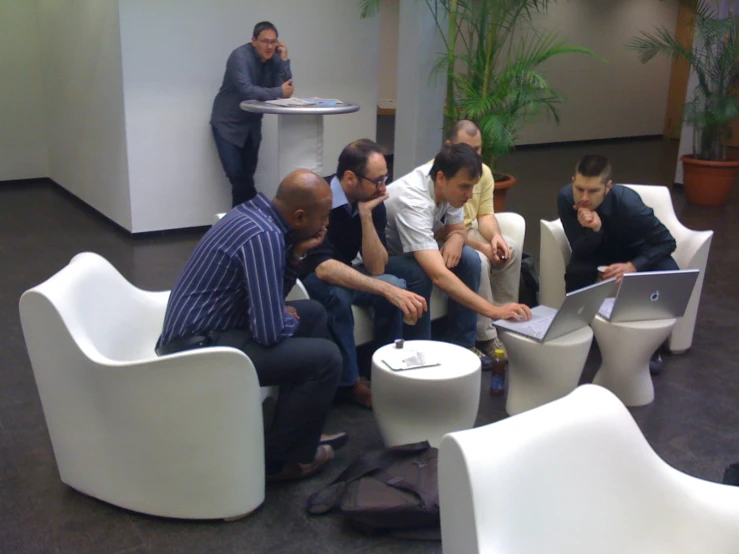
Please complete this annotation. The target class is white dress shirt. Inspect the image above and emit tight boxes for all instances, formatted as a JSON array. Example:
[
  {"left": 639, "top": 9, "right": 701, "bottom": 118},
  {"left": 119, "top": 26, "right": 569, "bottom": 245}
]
[{"left": 384, "top": 162, "right": 464, "bottom": 255}]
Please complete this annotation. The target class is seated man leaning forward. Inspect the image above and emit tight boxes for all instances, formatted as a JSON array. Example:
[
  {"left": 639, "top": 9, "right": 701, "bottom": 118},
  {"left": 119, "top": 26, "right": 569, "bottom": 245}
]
[
  {"left": 557, "top": 154, "right": 678, "bottom": 374},
  {"left": 156, "top": 169, "right": 346, "bottom": 484},
  {"left": 300, "top": 139, "right": 427, "bottom": 409},
  {"left": 446, "top": 120, "right": 524, "bottom": 360},
  {"left": 384, "top": 143, "right": 532, "bottom": 370}
]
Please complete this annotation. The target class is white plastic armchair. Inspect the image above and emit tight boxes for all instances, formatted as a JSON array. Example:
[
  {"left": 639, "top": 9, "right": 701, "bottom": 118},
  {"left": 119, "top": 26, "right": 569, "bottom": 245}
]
[
  {"left": 19, "top": 252, "right": 267, "bottom": 520},
  {"left": 539, "top": 185, "right": 713, "bottom": 352},
  {"left": 439, "top": 384, "right": 739, "bottom": 554}
]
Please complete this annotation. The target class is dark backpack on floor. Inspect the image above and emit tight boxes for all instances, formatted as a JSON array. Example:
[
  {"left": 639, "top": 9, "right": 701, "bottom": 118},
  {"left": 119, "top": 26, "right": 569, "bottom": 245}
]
[
  {"left": 519, "top": 251, "right": 540, "bottom": 308},
  {"left": 723, "top": 462, "right": 739, "bottom": 486},
  {"left": 306, "top": 442, "right": 440, "bottom": 540}
]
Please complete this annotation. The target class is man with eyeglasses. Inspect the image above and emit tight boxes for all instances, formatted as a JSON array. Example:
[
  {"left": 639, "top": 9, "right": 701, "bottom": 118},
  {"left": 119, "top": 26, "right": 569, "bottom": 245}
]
[
  {"left": 211, "top": 21, "right": 294, "bottom": 207},
  {"left": 300, "top": 139, "right": 428, "bottom": 409}
]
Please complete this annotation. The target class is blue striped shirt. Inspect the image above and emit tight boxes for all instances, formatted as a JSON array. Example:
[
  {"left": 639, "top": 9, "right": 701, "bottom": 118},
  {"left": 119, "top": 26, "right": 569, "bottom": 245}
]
[{"left": 159, "top": 194, "right": 299, "bottom": 347}]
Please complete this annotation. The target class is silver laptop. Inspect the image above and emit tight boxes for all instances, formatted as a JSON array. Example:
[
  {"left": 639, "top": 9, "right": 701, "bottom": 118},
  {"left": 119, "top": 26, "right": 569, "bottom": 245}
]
[
  {"left": 598, "top": 269, "right": 699, "bottom": 323},
  {"left": 493, "top": 279, "right": 616, "bottom": 343}
]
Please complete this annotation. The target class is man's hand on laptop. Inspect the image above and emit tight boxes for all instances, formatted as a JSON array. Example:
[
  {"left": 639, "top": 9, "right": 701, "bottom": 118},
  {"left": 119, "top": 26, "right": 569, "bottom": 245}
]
[
  {"left": 493, "top": 302, "right": 533, "bottom": 322},
  {"left": 602, "top": 262, "right": 636, "bottom": 283}
]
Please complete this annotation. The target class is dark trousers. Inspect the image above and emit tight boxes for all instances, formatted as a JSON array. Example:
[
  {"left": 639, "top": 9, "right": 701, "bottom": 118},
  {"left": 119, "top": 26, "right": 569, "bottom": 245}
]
[
  {"left": 565, "top": 256, "right": 680, "bottom": 293},
  {"left": 211, "top": 124, "right": 261, "bottom": 207},
  {"left": 214, "top": 300, "right": 341, "bottom": 464}
]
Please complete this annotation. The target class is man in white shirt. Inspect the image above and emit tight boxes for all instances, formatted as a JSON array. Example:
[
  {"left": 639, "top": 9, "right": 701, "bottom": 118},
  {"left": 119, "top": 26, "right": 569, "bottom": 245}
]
[
  {"left": 384, "top": 143, "right": 532, "bottom": 369},
  {"left": 446, "top": 120, "right": 523, "bottom": 359}
]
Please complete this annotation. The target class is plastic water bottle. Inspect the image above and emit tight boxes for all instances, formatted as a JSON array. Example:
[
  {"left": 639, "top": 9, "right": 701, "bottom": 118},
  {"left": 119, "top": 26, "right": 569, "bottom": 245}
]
[{"left": 489, "top": 348, "right": 507, "bottom": 396}]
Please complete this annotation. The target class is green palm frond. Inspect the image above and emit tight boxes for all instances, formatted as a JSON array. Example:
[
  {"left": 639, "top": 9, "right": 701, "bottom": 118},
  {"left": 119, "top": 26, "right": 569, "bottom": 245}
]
[
  {"left": 360, "top": 0, "right": 597, "bottom": 168},
  {"left": 631, "top": 0, "right": 739, "bottom": 160}
]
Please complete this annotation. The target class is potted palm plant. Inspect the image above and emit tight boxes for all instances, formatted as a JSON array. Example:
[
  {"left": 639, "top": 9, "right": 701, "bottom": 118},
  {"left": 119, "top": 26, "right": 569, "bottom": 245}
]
[
  {"left": 629, "top": 0, "right": 739, "bottom": 207},
  {"left": 361, "top": 0, "right": 594, "bottom": 211}
]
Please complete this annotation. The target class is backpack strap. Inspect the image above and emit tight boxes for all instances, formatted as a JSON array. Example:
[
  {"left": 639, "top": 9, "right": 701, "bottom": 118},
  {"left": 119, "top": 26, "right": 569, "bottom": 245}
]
[
  {"left": 375, "top": 471, "right": 437, "bottom": 511},
  {"left": 306, "top": 441, "right": 431, "bottom": 515}
]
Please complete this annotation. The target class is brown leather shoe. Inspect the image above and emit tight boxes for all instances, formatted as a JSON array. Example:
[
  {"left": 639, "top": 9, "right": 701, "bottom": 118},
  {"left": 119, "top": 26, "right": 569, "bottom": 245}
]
[
  {"left": 319, "top": 431, "right": 349, "bottom": 451},
  {"left": 348, "top": 377, "right": 372, "bottom": 409},
  {"left": 266, "top": 444, "right": 334, "bottom": 484}
]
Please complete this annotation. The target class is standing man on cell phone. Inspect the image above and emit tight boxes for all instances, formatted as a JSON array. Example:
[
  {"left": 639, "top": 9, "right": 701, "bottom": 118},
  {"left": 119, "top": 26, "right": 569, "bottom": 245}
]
[{"left": 211, "top": 21, "right": 294, "bottom": 207}]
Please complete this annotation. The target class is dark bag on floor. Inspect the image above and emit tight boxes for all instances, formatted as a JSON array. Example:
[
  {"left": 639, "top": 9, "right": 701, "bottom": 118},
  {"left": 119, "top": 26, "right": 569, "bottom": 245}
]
[
  {"left": 519, "top": 251, "right": 540, "bottom": 307},
  {"left": 723, "top": 462, "right": 739, "bottom": 486},
  {"left": 306, "top": 441, "right": 440, "bottom": 540}
]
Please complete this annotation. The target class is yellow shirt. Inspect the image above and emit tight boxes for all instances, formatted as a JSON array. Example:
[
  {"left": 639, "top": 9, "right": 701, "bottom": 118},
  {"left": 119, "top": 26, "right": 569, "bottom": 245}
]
[{"left": 464, "top": 163, "right": 495, "bottom": 228}]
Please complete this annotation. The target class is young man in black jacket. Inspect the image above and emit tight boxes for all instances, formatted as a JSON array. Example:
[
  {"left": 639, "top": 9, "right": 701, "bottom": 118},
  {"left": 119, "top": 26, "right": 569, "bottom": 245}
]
[{"left": 557, "top": 154, "right": 678, "bottom": 373}]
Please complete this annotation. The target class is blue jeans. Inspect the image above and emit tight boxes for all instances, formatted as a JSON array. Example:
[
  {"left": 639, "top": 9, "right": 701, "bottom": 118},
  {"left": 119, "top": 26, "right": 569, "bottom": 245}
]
[
  {"left": 211, "top": 124, "right": 261, "bottom": 207},
  {"left": 384, "top": 246, "right": 481, "bottom": 348},
  {"left": 302, "top": 269, "right": 407, "bottom": 387}
]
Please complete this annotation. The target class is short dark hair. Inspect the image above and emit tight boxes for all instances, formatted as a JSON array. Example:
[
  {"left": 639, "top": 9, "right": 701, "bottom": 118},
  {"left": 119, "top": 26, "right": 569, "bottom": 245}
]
[
  {"left": 252, "top": 21, "right": 278, "bottom": 39},
  {"left": 430, "top": 143, "right": 482, "bottom": 181},
  {"left": 447, "top": 120, "right": 480, "bottom": 142},
  {"left": 336, "top": 139, "right": 386, "bottom": 180},
  {"left": 575, "top": 155, "right": 612, "bottom": 183}
]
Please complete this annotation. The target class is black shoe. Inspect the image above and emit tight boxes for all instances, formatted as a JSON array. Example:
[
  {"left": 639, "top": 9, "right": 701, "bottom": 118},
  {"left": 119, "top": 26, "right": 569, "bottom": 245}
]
[
  {"left": 319, "top": 432, "right": 349, "bottom": 451},
  {"left": 649, "top": 352, "right": 663, "bottom": 376}
]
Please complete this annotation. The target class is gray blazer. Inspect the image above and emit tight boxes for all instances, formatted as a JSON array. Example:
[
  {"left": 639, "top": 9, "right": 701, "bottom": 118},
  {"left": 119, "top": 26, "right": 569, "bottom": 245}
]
[{"left": 210, "top": 43, "right": 292, "bottom": 147}]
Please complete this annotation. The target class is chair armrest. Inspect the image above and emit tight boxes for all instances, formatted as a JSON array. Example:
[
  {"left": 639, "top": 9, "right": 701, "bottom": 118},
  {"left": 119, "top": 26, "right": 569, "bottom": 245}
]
[
  {"left": 287, "top": 278, "right": 310, "bottom": 301},
  {"left": 496, "top": 212, "right": 526, "bottom": 248},
  {"left": 539, "top": 219, "right": 570, "bottom": 308}
]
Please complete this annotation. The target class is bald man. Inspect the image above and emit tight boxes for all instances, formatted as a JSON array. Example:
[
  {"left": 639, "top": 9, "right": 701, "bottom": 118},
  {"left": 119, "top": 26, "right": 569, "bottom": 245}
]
[
  {"left": 446, "top": 120, "right": 523, "bottom": 360},
  {"left": 157, "top": 170, "right": 345, "bottom": 483}
]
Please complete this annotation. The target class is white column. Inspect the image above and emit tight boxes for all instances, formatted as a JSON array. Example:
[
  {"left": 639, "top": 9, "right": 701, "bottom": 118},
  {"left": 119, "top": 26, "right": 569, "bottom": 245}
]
[{"left": 393, "top": 0, "right": 446, "bottom": 179}]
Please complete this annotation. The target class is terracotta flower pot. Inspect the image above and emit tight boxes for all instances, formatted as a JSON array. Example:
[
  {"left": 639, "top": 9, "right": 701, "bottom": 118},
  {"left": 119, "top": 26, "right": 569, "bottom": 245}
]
[
  {"left": 493, "top": 173, "right": 517, "bottom": 213},
  {"left": 681, "top": 154, "right": 739, "bottom": 207}
]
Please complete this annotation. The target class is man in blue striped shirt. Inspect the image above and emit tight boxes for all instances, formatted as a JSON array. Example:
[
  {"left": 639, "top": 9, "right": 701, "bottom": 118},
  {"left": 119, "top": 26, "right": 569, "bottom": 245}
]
[{"left": 158, "top": 170, "right": 344, "bottom": 483}]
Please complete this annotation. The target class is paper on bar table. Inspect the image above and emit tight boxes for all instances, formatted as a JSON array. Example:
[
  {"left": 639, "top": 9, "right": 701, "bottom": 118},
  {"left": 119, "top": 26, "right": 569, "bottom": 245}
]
[{"left": 264, "top": 97, "right": 345, "bottom": 107}]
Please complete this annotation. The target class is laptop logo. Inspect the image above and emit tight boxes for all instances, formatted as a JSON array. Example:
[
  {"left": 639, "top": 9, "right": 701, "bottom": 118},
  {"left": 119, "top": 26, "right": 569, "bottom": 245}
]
[
  {"left": 650, "top": 290, "right": 660, "bottom": 302},
  {"left": 577, "top": 307, "right": 584, "bottom": 315}
]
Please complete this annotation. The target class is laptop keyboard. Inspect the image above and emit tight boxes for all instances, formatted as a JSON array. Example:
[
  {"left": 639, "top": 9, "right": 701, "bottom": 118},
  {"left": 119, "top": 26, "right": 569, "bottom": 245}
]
[
  {"left": 599, "top": 298, "right": 615, "bottom": 319},
  {"left": 515, "top": 315, "right": 555, "bottom": 340}
]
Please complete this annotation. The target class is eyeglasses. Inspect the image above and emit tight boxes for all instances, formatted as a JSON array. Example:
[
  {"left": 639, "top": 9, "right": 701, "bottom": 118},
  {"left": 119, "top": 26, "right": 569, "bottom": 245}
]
[
  {"left": 355, "top": 172, "right": 389, "bottom": 188},
  {"left": 257, "top": 39, "right": 278, "bottom": 46}
]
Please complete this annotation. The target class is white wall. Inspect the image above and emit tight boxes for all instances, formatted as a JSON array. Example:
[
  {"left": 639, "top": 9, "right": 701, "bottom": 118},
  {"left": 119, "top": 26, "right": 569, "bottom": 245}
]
[
  {"left": 517, "top": 0, "right": 678, "bottom": 144},
  {"left": 118, "top": 0, "right": 379, "bottom": 233},
  {"left": 0, "top": 1, "right": 48, "bottom": 181},
  {"left": 36, "top": 0, "right": 132, "bottom": 230},
  {"left": 393, "top": 0, "right": 446, "bottom": 178}
]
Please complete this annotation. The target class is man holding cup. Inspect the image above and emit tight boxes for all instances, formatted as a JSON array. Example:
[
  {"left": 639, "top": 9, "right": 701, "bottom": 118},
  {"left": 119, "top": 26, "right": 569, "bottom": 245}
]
[
  {"left": 301, "top": 139, "right": 427, "bottom": 409},
  {"left": 557, "top": 154, "right": 678, "bottom": 373}
]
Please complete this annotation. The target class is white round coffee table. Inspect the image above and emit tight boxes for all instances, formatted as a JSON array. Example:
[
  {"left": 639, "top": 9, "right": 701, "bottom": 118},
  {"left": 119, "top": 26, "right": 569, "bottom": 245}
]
[
  {"left": 499, "top": 326, "right": 594, "bottom": 416},
  {"left": 371, "top": 340, "right": 481, "bottom": 447},
  {"left": 591, "top": 315, "right": 676, "bottom": 407}
]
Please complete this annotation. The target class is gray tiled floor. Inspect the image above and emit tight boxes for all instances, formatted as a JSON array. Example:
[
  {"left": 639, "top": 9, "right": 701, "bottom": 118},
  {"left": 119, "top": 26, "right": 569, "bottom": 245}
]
[{"left": 2, "top": 137, "right": 738, "bottom": 553}]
